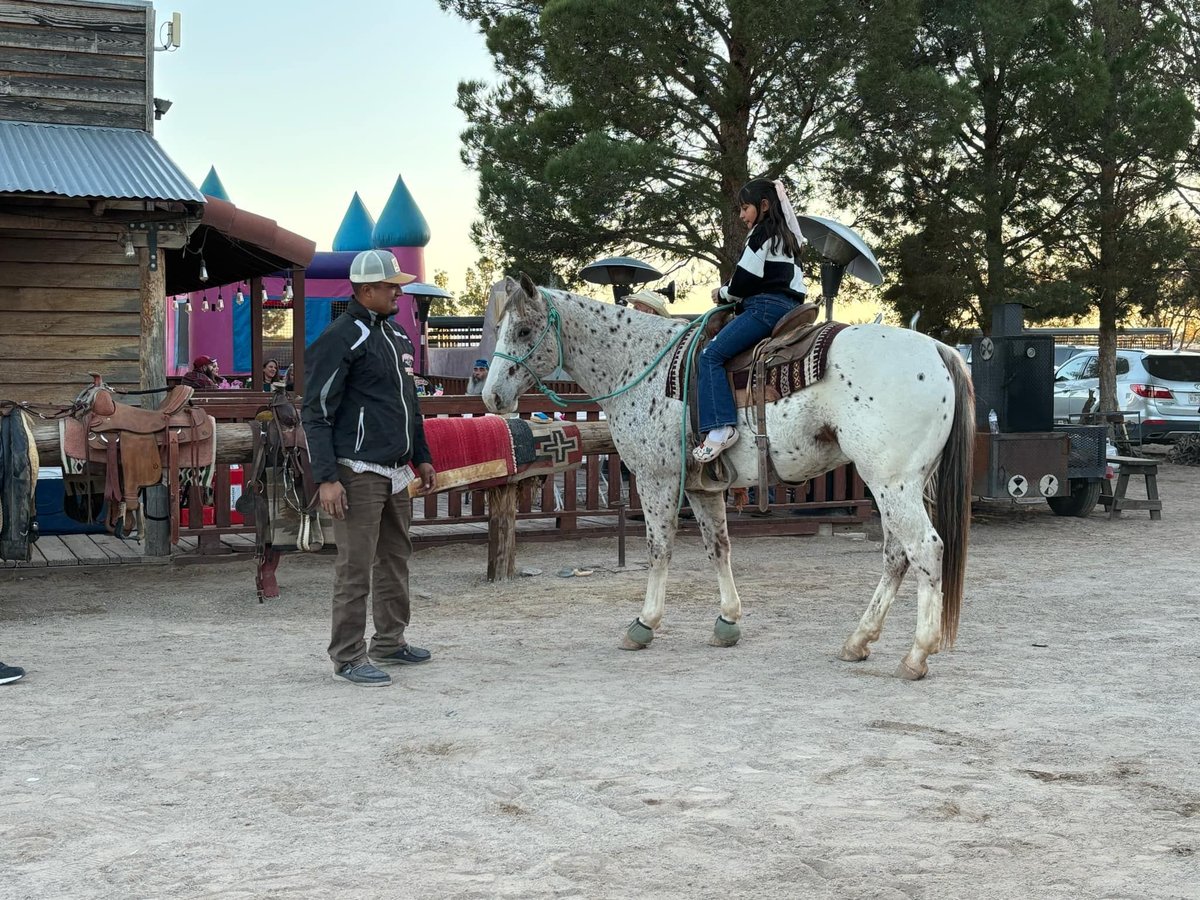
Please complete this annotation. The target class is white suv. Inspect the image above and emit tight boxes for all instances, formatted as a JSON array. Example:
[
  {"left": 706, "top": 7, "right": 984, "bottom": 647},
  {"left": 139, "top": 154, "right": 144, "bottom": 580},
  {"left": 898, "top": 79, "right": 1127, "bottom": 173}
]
[{"left": 1053, "top": 348, "right": 1200, "bottom": 441}]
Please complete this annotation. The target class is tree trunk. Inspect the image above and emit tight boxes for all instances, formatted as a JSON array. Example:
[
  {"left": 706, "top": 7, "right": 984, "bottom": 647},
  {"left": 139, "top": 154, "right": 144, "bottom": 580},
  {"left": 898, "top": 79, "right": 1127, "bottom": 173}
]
[{"left": 716, "top": 14, "right": 753, "bottom": 281}]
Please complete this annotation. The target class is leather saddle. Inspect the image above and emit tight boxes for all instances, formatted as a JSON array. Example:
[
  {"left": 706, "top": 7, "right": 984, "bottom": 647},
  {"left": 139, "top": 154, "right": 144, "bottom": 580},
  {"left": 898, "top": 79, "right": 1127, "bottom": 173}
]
[
  {"left": 715, "top": 302, "right": 823, "bottom": 402},
  {"left": 236, "top": 389, "right": 323, "bottom": 601},
  {"left": 60, "top": 375, "right": 216, "bottom": 544},
  {"left": 685, "top": 302, "right": 840, "bottom": 508},
  {"left": 0, "top": 408, "right": 40, "bottom": 561}
]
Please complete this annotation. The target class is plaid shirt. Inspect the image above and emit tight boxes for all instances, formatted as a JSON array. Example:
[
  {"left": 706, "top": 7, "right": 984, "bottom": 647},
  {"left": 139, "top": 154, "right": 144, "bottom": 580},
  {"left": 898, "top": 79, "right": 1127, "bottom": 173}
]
[{"left": 336, "top": 458, "right": 415, "bottom": 495}]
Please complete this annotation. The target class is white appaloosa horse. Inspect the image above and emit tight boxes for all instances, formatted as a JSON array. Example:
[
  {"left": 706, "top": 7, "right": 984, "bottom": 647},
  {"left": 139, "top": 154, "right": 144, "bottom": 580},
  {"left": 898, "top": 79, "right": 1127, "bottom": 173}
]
[{"left": 483, "top": 275, "right": 973, "bottom": 679}]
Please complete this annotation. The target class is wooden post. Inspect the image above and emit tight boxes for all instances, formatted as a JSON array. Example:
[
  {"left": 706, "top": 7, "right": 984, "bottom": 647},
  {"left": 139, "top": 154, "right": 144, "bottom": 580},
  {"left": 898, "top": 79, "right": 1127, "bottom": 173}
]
[
  {"left": 138, "top": 246, "right": 170, "bottom": 557},
  {"left": 486, "top": 483, "right": 519, "bottom": 581},
  {"left": 250, "top": 275, "right": 263, "bottom": 392},
  {"left": 291, "top": 269, "right": 306, "bottom": 395}
]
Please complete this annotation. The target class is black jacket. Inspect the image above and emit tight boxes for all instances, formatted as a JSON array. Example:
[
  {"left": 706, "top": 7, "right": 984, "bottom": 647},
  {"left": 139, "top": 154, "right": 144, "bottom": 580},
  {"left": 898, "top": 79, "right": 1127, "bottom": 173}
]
[{"left": 302, "top": 299, "right": 432, "bottom": 484}]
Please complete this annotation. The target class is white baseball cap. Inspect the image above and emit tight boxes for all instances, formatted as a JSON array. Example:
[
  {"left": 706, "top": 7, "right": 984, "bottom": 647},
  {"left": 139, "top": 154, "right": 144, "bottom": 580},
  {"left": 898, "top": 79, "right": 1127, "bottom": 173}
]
[{"left": 349, "top": 249, "right": 416, "bottom": 285}]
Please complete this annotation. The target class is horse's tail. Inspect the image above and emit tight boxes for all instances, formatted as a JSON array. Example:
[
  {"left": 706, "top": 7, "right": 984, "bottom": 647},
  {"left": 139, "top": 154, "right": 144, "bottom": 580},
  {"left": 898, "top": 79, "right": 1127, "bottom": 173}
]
[{"left": 934, "top": 344, "right": 975, "bottom": 649}]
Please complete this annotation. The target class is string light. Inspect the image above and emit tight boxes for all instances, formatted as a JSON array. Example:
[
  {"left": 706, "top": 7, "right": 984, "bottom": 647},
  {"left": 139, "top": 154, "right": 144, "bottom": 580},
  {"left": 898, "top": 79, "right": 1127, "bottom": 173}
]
[
  {"left": 234, "top": 282, "right": 246, "bottom": 306},
  {"left": 184, "top": 297, "right": 192, "bottom": 314},
  {"left": 216, "top": 288, "right": 224, "bottom": 312},
  {"left": 199, "top": 258, "right": 209, "bottom": 283},
  {"left": 261, "top": 288, "right": 269, "bottom": 303},
  {"left": 201, "top": 297, "right": 210, "bottom": 312},
  {"left": 284, "top": 276, "right": 294, "bottom": 302},
  {"left": 123, "top": 236, "right": 135, "bottom": 258}
]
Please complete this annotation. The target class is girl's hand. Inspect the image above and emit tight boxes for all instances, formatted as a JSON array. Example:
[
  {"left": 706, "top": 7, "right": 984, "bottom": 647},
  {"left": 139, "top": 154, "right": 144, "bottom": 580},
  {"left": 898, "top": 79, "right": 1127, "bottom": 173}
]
[{"left": 711, "top": 287, "right": 722, "bottom": 304}]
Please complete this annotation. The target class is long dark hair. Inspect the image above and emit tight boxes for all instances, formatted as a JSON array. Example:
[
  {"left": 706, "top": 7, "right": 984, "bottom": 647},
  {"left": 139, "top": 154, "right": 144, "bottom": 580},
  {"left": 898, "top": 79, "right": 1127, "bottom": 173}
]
[{"left": 739, "top": 179, "right": 801, "bottom": 258}]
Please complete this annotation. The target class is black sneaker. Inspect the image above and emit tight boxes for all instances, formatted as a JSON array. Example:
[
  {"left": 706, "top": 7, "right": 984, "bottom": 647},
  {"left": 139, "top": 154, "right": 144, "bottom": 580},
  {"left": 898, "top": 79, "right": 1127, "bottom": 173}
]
[
  {"left": 0, "top": 662, "right": 26, "bottom": 685},
  {"left": 371, "top": 644, "right": 432, "bottom": 666},
  {"left": 333, "top": 662, "right": 391, "bottom": 686}
]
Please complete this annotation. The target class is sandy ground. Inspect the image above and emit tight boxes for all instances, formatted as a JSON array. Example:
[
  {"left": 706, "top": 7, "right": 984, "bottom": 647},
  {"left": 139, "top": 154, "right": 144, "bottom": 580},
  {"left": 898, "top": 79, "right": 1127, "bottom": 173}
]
[{"left": 2, "top": 463, "right": 1198, "bottom": 900}]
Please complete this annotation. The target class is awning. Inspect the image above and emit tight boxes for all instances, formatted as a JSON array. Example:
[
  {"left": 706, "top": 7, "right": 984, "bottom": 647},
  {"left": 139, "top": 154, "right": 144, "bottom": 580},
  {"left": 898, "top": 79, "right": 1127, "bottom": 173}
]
[
  {"left": 164, "top": 195, "right": 317, "bottom": 294},
  {"left": 0, "top": 121, "right": 205, "bottom": 204}
]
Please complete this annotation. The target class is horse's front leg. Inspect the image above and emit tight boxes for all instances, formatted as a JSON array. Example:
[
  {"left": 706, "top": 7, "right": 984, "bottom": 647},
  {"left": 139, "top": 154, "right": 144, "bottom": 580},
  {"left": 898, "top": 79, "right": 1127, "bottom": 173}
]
[
  {"left": 621, "top": 483, "right": 679, "bottom": 650},
  {"left": 685, "top": 489, "right": 743, "bottom": 647}
]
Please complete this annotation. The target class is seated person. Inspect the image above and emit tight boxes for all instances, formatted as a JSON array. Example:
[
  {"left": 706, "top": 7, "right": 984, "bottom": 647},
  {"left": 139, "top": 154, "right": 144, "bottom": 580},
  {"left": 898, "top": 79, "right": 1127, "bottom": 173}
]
[
  {"left": 262, "top": 358, "right": 281, "bottom": 392},
  {"left": 181, "top": 355, "right": 219, "bottom": 390},
  {"left": 466, "top": 358, "right": 489, "bottom": 395}
]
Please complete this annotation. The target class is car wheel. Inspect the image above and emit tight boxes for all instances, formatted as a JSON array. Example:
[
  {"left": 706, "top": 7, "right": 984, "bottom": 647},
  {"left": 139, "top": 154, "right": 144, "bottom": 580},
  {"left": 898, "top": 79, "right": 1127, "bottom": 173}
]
[{"left": 1046, "top": 478, "right": 1101, "bottom": 518}]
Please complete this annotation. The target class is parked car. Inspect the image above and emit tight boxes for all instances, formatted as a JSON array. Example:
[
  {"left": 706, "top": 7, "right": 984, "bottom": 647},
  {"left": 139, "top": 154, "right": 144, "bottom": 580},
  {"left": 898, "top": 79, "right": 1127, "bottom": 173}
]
[{"left": 1052, "top": 348, "right": 1200, "bottom": 441}]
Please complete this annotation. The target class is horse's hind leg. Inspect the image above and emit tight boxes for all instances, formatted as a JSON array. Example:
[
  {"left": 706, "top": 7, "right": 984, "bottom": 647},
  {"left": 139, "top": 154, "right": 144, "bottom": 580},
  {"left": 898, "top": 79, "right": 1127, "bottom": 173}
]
[
  {"left": 621, "top": 482, "right": 680, "bottom": 650},
  {"left": 686, "top": 490, "right": 743, "bottom": 647},
  {"left": 839, "top": 530, "right": 908, "bottom": 662},
  {"left": 857, "top": 486, "right": 945, "bottom": 680}
]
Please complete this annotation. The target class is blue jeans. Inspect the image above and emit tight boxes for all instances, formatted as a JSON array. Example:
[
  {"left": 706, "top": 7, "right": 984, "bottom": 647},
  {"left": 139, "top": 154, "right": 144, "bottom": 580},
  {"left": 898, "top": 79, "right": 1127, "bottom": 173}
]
[{"left": 697, "top": 293, "right": 801, "bottom": 432}]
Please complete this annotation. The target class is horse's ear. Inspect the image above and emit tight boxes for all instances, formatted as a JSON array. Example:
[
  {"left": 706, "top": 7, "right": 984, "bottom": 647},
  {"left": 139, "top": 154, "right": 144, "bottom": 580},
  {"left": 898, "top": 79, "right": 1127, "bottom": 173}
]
[
  {"left": 518, "top": 272, "right": 539, "bottom": 302},
  {"left": 493, "top": 276, "right": 521, "bottom": 322}
]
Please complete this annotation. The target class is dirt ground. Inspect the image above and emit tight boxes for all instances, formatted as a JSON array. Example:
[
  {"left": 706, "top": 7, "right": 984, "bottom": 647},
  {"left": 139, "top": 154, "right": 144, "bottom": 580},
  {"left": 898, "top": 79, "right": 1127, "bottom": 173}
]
[{"left": 2, "top": 462, "right": 1198, "bottom": 900}]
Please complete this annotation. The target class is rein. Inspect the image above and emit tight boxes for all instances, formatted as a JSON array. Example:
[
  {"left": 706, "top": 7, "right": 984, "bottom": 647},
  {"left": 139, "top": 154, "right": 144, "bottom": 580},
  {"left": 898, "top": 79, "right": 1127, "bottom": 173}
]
[{"left": 493, "top": 288, "right": 735, "bottom": 513}]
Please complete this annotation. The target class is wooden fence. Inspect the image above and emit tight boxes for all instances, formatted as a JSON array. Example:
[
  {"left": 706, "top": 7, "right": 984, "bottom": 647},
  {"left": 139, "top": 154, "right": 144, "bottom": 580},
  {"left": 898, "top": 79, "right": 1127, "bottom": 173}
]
[{"left": 181, "top": 392, "right": 872, "bottom": 556}]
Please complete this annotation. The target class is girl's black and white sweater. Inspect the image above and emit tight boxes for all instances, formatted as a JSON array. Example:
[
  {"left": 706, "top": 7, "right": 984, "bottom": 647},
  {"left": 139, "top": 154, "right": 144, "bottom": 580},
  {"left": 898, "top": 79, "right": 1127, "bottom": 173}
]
[{"left": 717, "top": 224, "right": 808, "bottom": 306}]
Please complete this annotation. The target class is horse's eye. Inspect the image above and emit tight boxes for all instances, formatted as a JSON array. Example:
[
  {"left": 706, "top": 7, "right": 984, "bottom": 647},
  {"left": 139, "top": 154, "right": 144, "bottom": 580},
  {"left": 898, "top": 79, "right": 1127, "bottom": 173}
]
[{"left": 517, "top": 327, "right": 532, "bottom": 339}]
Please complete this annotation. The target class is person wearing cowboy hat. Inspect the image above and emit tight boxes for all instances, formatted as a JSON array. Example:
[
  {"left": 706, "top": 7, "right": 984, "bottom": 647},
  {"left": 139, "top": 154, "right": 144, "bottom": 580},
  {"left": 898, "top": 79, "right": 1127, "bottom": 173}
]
[
  {"left": 302, "top": 249, "right": 438, "bottom": 688},
  {"left": 626, "top": 289, "right": 674, "bottom": 318}
]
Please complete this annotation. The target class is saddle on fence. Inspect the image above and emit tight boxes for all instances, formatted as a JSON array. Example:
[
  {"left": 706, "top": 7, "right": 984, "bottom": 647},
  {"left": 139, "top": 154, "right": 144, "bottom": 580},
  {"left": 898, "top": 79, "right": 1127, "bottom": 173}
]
[
  {"left": 668, "top": 302, "right": 847, "bottom": 508},
  {"left": 0, "top": 408, "right": 40, "bottom": 561},
  {"left": 59, "top": 376, "right": 216, "bottom": 545},
  {"left": 236, "top": 389, "right": 323, "bottom": 601}
]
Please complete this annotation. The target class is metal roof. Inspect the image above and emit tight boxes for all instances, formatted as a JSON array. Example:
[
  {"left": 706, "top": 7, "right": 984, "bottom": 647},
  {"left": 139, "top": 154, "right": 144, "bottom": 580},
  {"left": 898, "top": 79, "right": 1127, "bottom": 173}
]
[{"left": 0, "top": 121, "right": 205, "bottom": 204}]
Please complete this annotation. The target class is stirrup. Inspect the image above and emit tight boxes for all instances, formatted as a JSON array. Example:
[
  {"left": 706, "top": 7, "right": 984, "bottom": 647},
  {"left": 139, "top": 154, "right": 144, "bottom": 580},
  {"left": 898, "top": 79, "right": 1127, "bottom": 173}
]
[{"left": 692, "top": 428, "right": 739, "bottom": 463}]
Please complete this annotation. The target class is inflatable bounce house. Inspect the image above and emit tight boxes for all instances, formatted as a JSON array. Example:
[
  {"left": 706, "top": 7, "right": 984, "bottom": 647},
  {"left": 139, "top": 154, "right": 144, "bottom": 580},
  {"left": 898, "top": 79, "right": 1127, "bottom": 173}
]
[{"left": 172, "top": 168, "right": 431, "bottom": 379}]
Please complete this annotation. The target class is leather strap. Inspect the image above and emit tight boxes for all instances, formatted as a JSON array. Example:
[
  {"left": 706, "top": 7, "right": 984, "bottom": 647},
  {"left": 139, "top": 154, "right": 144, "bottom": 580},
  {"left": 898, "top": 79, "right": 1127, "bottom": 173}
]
[
  {"left": 754, "top": 350, "right": 771, "bottom": 513},
  {"left": 168, "top": 430, "right": 180, "bottom": 546}
]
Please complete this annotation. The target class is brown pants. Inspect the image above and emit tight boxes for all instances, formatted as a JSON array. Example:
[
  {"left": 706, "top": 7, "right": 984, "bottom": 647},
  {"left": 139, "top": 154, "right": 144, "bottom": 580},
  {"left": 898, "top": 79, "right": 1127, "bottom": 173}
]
[{"left": 328, "top": 465, "right": 414, "bottom": 667}]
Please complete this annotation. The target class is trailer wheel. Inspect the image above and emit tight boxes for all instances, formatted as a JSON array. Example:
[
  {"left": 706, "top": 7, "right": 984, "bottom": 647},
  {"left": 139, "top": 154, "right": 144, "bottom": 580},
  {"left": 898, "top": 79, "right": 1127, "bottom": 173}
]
[{"left": 1046, "top": 478, "right": 1101, "bottom": 517}]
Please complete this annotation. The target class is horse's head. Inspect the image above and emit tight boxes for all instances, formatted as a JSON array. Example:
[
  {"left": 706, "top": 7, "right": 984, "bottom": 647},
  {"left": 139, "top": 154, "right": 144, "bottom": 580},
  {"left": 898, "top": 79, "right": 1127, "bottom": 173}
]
[{"left": 483, "top": 273, "right": 557, "bottom": 414}]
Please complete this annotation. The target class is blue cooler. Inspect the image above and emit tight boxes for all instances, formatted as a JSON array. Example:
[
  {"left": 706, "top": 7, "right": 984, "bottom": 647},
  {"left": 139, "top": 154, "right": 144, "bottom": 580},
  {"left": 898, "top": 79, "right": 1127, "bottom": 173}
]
[{"left": 36, "top": 467, "right": 107, "bottom": 535}]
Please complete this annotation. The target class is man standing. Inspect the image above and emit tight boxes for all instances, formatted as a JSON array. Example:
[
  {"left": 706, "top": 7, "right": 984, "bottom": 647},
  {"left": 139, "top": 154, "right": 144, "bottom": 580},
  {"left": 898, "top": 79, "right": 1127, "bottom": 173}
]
[
  {"left": 303, "top": 249, "right": 437, "bottom": 687},
  {"left": 466, "top": 358, "right": 489, "bottom": 395}
]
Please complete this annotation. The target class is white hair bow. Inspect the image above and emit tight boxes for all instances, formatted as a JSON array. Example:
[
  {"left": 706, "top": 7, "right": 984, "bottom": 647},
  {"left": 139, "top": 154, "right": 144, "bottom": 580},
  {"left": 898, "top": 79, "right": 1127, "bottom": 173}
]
[{"left": 772, "top": 179, "right": 807, "bottom": 252}]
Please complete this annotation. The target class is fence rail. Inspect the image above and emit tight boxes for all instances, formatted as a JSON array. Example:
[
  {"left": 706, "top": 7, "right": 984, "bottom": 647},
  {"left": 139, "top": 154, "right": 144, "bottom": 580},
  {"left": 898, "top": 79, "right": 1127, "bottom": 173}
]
[{"left": 179, "top": 393, "right": 871, "bottom": 555}]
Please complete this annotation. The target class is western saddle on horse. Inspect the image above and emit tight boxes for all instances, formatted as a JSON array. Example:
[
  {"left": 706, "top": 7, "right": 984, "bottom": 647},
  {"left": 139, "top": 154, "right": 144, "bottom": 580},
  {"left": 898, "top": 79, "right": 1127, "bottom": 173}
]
[
  {"left": 0, "top": 407, "right": 39, "bottom": 561},
  {"left": 60, "top": 376, "right": 216, "bottom": 544},
  {"left": 673, "top": 302, "right": 847, "bottom": 509}
]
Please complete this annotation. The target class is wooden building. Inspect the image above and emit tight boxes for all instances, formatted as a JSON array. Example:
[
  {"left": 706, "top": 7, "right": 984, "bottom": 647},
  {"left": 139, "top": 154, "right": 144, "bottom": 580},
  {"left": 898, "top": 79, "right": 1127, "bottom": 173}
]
[
  {"left": 0, "top": 0, "right": 316, "bottom": 405},
  {"left": 0, "top": 0, "right": 202, "bottom": 403}
]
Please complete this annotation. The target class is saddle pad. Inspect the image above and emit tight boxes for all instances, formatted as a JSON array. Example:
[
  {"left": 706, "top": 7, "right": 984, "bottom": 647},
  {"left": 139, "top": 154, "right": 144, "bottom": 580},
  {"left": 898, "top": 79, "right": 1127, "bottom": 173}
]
[
  {"left": 748, "top": 321, "right": 849, "bottom": 401},
  {"left": 408, "top": 415, "right": 517, "bottom": 496},
  {"left": 509, "top": 418, "right": 583, "bottom": 479}
]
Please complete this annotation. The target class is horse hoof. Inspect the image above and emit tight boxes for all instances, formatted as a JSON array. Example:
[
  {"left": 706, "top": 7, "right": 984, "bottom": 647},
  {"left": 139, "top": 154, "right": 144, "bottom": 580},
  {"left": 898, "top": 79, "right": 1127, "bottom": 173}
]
[
  {"left": 895, "top": 658, "right": 928, "bottom": 680},
  {"left": 838, "top": 643, "right": 869, "bottom": 662},
  {"left": 621, "top": 618, "right": 654, "bottom": 650},
  {"left": 708, "top": 615, "right": 741, "bottom": 647}
]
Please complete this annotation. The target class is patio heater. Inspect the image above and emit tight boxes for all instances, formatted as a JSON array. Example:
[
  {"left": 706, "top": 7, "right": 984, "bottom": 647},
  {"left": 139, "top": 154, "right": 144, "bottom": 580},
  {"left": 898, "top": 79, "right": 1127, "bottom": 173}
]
[
  {"left": 795, "top": 215, "right": 884, "bottom": 321},
  {"left": 579, "top": 256, "right": 665, "bottom": 305},
  {"left": 401, "top": 281, "right": 454, "bottom": 374}
]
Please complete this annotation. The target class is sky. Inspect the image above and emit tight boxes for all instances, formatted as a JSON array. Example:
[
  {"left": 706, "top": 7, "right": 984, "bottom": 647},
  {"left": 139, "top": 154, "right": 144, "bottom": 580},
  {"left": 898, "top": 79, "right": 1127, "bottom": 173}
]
[
  {"left": 151, "top": 0, "right": 883, "bottom": 318},
  {"left": 154, "top": 0, "right": 495, "bottom": 294}
]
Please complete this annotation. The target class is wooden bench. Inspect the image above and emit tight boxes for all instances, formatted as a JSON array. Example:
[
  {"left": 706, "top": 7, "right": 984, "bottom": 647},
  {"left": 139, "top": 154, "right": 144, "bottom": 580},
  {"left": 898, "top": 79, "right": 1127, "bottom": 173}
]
[{"left": 1099, "top": 456, "right": 1162, "bottom": 520}]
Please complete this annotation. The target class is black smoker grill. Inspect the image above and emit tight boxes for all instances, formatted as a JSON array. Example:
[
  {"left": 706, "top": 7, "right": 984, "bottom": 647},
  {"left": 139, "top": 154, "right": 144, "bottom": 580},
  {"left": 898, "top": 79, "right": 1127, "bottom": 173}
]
[{"left": 970, "top": 304, "right": 1107, "bottom": 515}]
